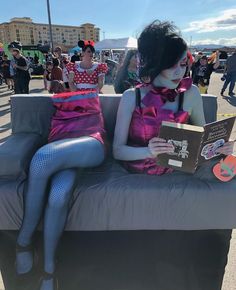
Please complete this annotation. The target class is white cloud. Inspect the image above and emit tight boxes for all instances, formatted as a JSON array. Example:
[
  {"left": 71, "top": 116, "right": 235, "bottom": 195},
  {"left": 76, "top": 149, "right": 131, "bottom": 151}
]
[
  {"left": 192, "top": 37, "right": 236, "bottom": 46},
  {"left": 183, "top": 9, "right": 236, "bottom": 33}
]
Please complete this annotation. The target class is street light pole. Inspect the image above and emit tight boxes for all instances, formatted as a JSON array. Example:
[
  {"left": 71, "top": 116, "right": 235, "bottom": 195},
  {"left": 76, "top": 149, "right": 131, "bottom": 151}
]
[
  {"left": 189, "top": 36, "right": 192, "bottom": 51},
  {"left": 46, "top": 0, "right": 54, "bottom": 52}
]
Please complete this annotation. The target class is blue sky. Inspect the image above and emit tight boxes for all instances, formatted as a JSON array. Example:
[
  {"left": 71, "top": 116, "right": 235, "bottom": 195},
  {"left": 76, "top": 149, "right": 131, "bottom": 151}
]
[{"left": 1, "top": 0, "right": 236, "bottom": 46}]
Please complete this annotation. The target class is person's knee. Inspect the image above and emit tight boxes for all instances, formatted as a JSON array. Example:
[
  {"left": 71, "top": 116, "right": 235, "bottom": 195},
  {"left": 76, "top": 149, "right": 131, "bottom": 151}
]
[
  {"left": 30, "top": 144, "right": 56, "bottom": 176},
  {"left": 81, "top": 139, "right": 105, "bottom": 165}
]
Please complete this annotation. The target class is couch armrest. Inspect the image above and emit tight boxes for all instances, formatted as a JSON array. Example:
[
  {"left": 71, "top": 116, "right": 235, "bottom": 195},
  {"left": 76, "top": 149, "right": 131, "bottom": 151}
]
[{"left": 0, "top": 133, "right": 44, "bottom": 179}]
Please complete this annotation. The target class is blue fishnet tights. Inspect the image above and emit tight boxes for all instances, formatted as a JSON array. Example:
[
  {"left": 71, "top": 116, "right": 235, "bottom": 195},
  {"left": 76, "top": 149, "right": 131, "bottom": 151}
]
[{"left": 16, "top": 136, "right": 104, "bottom": 286}]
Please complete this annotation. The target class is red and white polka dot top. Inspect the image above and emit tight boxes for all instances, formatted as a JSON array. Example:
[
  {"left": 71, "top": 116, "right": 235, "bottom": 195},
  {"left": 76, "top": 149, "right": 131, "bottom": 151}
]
[{"left": 66, "top": 61, "right": 108, "bottom": 90}]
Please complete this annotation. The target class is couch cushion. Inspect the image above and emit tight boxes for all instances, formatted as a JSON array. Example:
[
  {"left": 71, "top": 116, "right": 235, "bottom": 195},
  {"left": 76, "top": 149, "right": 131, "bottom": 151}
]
[
  {"left": 1, "top": 157, "right": 236, "bottom": 231},
  {"left": 0, "top": 133, "right": 43, "bottom": 179},
  {"left": 65, "top": 158, "right": 236, "bottom": 231}
]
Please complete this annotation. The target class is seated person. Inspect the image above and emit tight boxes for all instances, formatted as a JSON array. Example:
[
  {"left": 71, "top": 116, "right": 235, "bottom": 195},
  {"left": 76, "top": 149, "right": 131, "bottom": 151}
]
[
  {"left": 113, "top": 20, "right": 233, "bottom": 176},
  {"left": 15, "top": 40, "right": 107, "bottom": 290}
]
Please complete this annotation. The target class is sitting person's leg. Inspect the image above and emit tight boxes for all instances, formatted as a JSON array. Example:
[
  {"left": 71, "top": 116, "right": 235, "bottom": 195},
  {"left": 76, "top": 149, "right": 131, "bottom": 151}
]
[
  {"left": 41, "top": 169, "right": 77, "bottom": 290},
  {"left": 16, "top": 136, "right": 105, "bottom": 275}
]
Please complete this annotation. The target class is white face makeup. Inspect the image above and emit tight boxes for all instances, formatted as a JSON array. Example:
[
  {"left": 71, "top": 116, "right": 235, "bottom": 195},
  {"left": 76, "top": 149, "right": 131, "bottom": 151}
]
[{"left": 153, "top": 51, "right": 187, "bottom": 89}]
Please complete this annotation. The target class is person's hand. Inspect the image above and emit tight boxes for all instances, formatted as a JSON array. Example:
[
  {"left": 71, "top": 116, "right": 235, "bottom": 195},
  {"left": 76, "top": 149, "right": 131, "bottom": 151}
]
[
  {"left": 148, "top": 137, "right": 175, "bottom": 157},
  {"left": 12, "top": 63, "right": 17, "bottom": 68},
  {"left": 215, "top": 140, "right": 235, "bottom": 156}
]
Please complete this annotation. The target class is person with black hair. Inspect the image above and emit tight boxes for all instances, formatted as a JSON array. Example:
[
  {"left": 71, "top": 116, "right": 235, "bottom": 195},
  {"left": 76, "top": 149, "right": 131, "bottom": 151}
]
[
  {"left": 1, "top": 55, "right": 14, "bottom": 90},
  {"left": 66, "top": 40, "right": 108, "bottom": 92},
  {"left": 53, "top": 46, "right": 63, "bottom": 69},
  {"left": 70, "top": 50, "right": 81, "bottom": 63},
  {"left": 43, "top": 61, "right": 53, "bottom": 91},
  {"left": 51, "top": 58, "right": 63, "bottom": 82},
  {"left": 192, "top": 52, "right": 220, "bottom": 93},
  {"left": 221, "top": 50, "right": 236, "bottom": 96},
  {"left": 10, "top": 48, "right": 31, "bottom": 94},
  {"left": 114, "top": 49, "right": 141, "bottom": 93},
  {"left": 113, "top": 20, "right": 233, "bottom": 175}
]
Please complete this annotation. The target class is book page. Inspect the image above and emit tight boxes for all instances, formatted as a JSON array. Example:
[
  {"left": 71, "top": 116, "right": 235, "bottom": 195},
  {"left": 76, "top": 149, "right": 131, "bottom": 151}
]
[
  {"left": 158, "top": 124, "right": 204, "bottom": 173},
  {"left": 198, "top": 116, "right": 236, "bottom": 164}
]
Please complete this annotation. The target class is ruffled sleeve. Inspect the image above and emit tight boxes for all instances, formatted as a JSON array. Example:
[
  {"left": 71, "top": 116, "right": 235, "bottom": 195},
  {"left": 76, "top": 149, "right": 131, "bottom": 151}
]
[
  {"left": 66, "top": 62, "right": 76, "bottom": 74},
  {"left": 97, "top": 63, "right": 108, "bottom": 76}
]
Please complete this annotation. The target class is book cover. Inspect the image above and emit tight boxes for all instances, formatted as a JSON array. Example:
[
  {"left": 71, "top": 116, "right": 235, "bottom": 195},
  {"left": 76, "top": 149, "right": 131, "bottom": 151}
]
[{"left": 157, "top": 116, "right": 235, "bottom": 173}]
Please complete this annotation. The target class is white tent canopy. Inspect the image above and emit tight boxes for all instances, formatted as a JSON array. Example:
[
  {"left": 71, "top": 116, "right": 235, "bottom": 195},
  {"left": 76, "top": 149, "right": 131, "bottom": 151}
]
[{"left": 94, "top": 37, "right": 137, "bottom": 51}]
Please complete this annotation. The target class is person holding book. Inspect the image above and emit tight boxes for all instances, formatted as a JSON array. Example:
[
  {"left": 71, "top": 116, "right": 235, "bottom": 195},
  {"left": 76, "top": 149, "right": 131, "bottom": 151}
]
[{"left": 113, "top": 20, "right": 234, "bottom": 175}]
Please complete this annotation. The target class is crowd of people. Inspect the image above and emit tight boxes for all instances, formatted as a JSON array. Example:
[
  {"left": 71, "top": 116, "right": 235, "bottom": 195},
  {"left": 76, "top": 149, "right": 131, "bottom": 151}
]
[
  {"left": 1, "top": 39, "right": 235, "bottom": 97},
  {"left": 0, "top": 20, "right": 235, "bottom": 290},
  {"left": 113, "top": 46, "right": 236, "bottom": 97}
]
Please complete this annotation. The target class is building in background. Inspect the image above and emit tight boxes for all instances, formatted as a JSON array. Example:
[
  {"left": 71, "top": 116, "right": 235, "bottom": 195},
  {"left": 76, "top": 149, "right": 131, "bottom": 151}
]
[{"left": 0, "top": 17, "right": 100, "bottom": 49}]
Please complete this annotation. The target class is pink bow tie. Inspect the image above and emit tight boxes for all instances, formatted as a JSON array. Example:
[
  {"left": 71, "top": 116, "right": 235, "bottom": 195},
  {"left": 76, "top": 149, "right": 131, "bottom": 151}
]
[
  {"left": 151, "top": 86, "right": 179, "bottom": 102},
  {"left": 151, "top": 77, "right": 193, "bottom": 103}
]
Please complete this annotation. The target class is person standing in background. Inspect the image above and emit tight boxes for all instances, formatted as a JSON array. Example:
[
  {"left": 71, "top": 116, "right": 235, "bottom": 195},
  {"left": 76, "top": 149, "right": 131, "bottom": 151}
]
[
  {"left": 51, "top": 58, "right": 63, "bottom": 82},
  {"left": 193, "top": 51, "right": 219, "bottom": 93},
  {"left": 11, "top": 48, "right": 31, "bottom": 94},
  {"left": 1, "top": 55, "right": 14, "bottom": 90},
  {"left": 43, "top": 61, "right": 53, "bottom": 92},
  {"left": 67, "top": 40, "right": 108, "bottom": 93},
  {"left": 221, "top": 50, "right": 236, "bottom": 96},
  {"left": 114, "top": 50, "right": 141, "bottom": 93},
  {"left": 61, "top": 56, "right": 70, "bottom": 91},
  {"left": 53, "top": 46, "right": 63, "bottom": 69},
  {"left": 70, "top": 50, "right": 81, "bottom": 63}
]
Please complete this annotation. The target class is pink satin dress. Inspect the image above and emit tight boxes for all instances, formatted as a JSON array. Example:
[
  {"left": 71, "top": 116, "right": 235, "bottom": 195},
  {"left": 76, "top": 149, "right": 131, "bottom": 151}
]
[
  {"left": 48, "top": 90, "right": 105, "bottom": 144},
  {"left": 123, "top": 78, "right": 192, "bottom": 175}
]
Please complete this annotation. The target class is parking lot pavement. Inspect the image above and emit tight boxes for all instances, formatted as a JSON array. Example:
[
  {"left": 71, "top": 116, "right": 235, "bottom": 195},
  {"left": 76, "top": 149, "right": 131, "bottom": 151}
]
[{"left": 0, "top": 74, "right": 236, "bottom": 290}]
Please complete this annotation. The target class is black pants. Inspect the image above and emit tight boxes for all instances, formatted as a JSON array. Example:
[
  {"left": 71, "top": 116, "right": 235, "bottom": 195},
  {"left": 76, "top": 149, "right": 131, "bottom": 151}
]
[{"left": 14, "top": 77, "right": 30, "bottom": 94}]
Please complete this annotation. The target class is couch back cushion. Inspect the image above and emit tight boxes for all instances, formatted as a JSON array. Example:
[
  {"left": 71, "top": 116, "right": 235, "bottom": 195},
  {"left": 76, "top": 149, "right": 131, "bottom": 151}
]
[{"left": 11, "top": 93, "right": 217, "bottom": 142}]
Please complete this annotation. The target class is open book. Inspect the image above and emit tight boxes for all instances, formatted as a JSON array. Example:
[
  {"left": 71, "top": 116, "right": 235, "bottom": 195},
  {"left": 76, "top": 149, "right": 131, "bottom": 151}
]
[{"left": 157, "top": 116, "right": 236, "bottom": 173}]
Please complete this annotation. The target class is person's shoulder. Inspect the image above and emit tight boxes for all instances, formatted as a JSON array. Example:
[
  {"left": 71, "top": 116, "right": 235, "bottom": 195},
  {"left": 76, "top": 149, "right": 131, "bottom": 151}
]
[
  {"left": 207, "top": 62, "right": 214, "bottom": 68},
  {"left": 19, "top": 55, "right": 26, "bottom": 61},
  {"left": 96, "top": 62, "right": 108, "bottom": 73},
  {"left": 68, "top": 61, "right": 76, "bottom": 65},
  {"left": 66, "top": 62, "right": 75, "bottom": 69},
  {"left": 97, "top": 62, "right": 107, "bottom": 68},
  {"left": 185, "top": 84, "right": 200, "bottom": 97},
  {"left": 20, "top": 55, "right": 27, "bottom": 61},
  {"left": 228, "top": 54, "right": 236, "bottom": 61},
  {"left": 17, "top": 56, "right": 27, "bottom": 65},
  {"left": 120, "top": 88, "right": 136, "bottom": 109}
]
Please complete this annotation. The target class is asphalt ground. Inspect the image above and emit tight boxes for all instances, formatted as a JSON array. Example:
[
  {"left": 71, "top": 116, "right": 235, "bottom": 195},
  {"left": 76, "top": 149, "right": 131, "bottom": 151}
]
[{"left": 0, "top": 72, "right": 236, "bottom": 290}]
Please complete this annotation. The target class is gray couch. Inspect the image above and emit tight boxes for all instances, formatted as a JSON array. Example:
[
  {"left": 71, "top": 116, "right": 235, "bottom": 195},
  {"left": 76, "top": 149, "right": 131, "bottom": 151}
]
[{"left": 0, "top": 93, "right": 234, "bottom": 290}]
